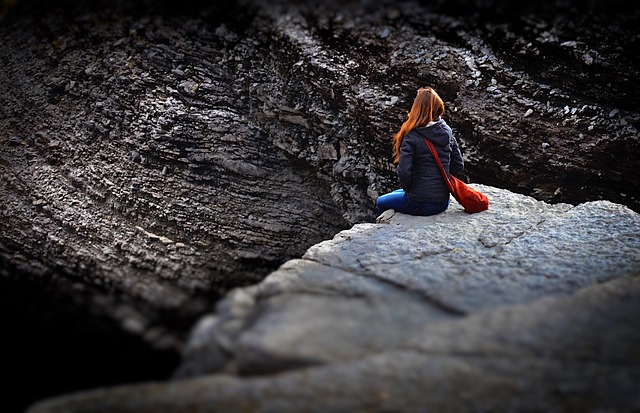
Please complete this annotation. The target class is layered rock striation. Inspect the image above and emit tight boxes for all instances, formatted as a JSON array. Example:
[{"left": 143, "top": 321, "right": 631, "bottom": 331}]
[{"left": 2, "top": 0, "right": 638, "bottom": 344}]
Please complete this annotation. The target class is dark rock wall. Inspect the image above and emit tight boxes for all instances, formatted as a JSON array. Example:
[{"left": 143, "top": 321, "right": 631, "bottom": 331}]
[{"left": 1, "top": 0, "right": 638, "bottom": 411}]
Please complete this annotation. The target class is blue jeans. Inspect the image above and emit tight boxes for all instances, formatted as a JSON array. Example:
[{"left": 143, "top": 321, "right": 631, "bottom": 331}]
[{"left": 376, "top": 189, "right": 449, "bottom": 216}]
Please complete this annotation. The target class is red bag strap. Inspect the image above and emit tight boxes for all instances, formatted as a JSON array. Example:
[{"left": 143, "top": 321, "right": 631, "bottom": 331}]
[{"left": 422, "top": 137, "right": 455, "bottom": 194}]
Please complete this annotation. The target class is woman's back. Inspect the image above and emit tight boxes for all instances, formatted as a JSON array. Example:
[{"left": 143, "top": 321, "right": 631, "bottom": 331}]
[
  {"left": 397, "top": 119, "right": 464, "bottom": 203},
  {"left": 376, "top": 86, "right": 464, "bottom": 217}
]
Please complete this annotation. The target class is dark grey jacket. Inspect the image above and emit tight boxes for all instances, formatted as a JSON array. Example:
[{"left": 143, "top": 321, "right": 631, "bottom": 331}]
[{"left": 397, "top": 119, "right": 464, "bottom": 203}]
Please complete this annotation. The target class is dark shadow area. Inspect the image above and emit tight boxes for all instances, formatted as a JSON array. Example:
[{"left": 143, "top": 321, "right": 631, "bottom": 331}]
[{"left": 0, "top": 262, "right": 181, "bottom": 413}]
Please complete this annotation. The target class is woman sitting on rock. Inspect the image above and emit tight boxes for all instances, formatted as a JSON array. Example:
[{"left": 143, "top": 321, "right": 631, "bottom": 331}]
[{"left": 376, "top": 87, "right": 464, "bottom": 216}]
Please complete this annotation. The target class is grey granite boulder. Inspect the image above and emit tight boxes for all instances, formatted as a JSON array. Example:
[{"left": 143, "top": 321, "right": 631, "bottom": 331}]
[
  {"left": 28, "top": 185, "right": 640, "bottom": 412},
  {"left": 28, "top": 277, "right": 640, "bottom": 413}
]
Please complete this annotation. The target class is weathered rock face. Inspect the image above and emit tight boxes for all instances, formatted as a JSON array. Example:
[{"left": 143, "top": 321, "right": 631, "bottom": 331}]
[
  {"left": 1, "top": 0, "right": 639, "bottom": 410},
  {"left": 28, "top": 186, "right": 640, "bottom": 412},
  {"left": 175, "top": 185, "right": 640, "bottom": 378}
]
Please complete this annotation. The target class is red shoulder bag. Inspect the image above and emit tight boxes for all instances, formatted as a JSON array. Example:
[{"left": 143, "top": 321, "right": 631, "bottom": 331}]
[{"left": 423, "top": 138, "right": 489, "bottom": 214}]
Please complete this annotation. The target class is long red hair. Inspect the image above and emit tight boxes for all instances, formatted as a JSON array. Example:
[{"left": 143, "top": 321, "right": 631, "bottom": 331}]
[{"left": 392, "top": 87, "right": 445, "bottom": 164}]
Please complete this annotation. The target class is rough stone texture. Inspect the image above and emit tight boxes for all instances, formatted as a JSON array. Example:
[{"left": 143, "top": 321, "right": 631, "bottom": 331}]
[
  {"left": 1, "top": 0, "right": 639, "bottom": 410},
  {"left": 2, "top": 0, "right": 638, "bottom": 341},
  {"left": 173, "top": 185, "right": 640, "bottom": 377},
  {"left": 28, "top": 186, "right": 640, "bottom": 412}
]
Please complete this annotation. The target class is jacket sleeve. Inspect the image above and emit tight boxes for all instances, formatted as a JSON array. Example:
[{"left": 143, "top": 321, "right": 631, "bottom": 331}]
[
  {"left": 397, "top": 136, "right": 414, "bottom": 190},
  {"left": 449, "top": 136, "right": 465, "bottom": 177}
]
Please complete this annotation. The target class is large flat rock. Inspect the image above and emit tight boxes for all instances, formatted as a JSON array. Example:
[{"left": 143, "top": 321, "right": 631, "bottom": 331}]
[
  {"left": 29, "top": 276, "right": 640, "bottom": 413},
  {"left": 29, "top": 186, "right": 640, "bottom": 412}
]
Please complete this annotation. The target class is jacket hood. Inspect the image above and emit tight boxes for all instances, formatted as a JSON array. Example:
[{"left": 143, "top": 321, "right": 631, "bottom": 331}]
[{"left": 413, "top": 118, "right": 451, "bottom": 147}]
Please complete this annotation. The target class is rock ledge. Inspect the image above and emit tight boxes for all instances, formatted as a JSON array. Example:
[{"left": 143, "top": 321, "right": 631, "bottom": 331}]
[{"left": 29, "top": 185, "right": 640, "bottom": 413}]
